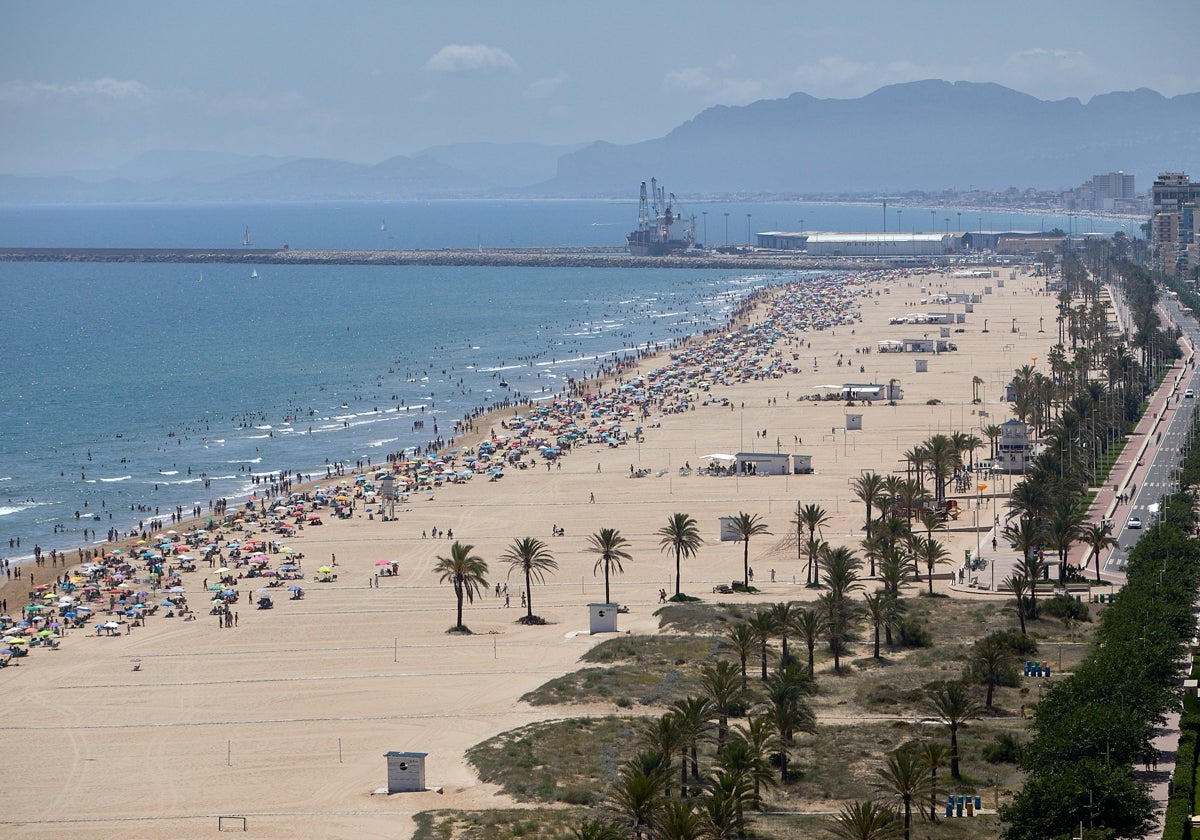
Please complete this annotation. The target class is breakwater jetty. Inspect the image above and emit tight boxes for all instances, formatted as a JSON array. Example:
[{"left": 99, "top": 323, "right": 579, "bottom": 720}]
[{"left": 0, "top": 246, "right": 898, "bottom": 271}]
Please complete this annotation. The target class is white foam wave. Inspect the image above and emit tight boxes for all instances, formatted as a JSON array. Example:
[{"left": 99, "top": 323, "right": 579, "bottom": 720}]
[
  {"left": 98, "top": 475, "right": 132, "bottom": 483},
  {"left": 159, "top": 470, "right": 179, "bottom": 476},
  {"left": 227, "top": 458, "right": 262, "bottom": 464}
]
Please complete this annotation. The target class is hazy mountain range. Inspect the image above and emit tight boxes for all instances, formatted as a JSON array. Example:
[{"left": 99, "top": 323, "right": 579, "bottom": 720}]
[{"left": 4, "top": 80, "right": 1198, "bottom": 204}]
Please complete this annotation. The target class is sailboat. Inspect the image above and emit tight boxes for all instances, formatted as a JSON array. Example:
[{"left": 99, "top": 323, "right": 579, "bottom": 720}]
[
  {"left": 243, "top": 226, "right": 251, "bottom": 247},
  {"left": 250, "top": 269, "right": 259, "bottom": 279},
  {"left": 380, "top": 220, "right": 387, "bottom": 232}
]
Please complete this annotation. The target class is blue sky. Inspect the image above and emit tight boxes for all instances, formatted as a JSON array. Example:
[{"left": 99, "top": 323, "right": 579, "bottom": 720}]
[{"left": 3, "top": 0, "right": 1198, "bottom": 175}]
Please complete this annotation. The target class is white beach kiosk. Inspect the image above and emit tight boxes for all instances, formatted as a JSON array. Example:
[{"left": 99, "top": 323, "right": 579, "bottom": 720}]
[
  {"left": 383, "top": 751, "right": 427, "bottom": 793},
  {"left": 589, "top": 603, "right": 619, "bottom": 634}
]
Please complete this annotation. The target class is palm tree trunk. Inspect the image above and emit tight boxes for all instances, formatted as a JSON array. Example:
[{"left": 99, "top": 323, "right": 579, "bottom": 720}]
[
  {"left": 950, "top": 728, "right": 961, "bottom": 779},
  {"left": 525, "top": 568, "right": 533, "bottom": 620},
  {"left": 455, "top": 579, "right": 464, "bottom": 627},
  {"left": 674, "top": 548, "right": 682, "bottom": 597}
]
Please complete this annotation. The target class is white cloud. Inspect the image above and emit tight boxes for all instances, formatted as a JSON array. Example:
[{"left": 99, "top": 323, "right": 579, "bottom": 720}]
[
  {"left": 664, "top": 66, "right": 711, "bottom": 92},
  {"left": 789, "top": 57, "right": 873, "bottom": 96},
  {"left": 423, "top": 44, "right": 519, "bottom": 74},
  {"left": 524, "top": 72, "right": 568, "bottom": 100},
  {"left": 664, "top": 66, "right": 764, "bottom": 104},
  {"left": 0, "top": 77, "right": 150, "bottom": 104}
]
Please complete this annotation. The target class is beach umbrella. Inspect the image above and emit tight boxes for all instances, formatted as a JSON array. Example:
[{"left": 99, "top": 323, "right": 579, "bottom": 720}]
[
  {"left": 316, "top": 566, "right": 334, "bottom": 574},
  {"left": 288, "top": 586, "right": 303, "bottom": 591}
]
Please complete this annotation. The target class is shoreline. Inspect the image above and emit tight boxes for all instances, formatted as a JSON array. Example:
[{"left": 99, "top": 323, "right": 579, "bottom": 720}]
[
  {"left": 0, "top": 279, "right": 765, "bottom": 607},
  {"left": 0, "top": 262, "right": 1071, "bottom": 837}
]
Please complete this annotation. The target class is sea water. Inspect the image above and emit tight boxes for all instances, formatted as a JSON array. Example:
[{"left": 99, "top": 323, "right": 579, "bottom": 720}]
[{"left": 0, "top": 200, "right": 1123, "bottom": 560}]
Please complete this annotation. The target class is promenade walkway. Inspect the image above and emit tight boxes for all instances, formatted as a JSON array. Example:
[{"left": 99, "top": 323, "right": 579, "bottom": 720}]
[{"left": 943, "top": 289, "right": 1198, "bottom": 836}]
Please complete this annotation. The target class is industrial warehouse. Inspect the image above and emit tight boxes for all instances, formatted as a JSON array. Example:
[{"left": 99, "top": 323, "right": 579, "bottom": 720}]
[{"left": 753, "top": 229, "right": 1065, "bottom": 257}]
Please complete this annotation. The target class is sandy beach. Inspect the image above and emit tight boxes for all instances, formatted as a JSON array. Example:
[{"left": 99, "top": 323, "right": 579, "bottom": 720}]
[{"left": 0, "top": 265, "right": 1067, "bottom": 838}]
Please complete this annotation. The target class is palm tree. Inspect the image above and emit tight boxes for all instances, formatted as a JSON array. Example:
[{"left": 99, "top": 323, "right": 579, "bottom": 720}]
[
  {"left": 728, "top": 512, "right": 770, "bottom": 588},
  {"left": 585, "top": 527, "right": 631, "bottom": 605},
  {"left": 919, "top": 741, "right": 949, "bottom": 823},
  {"left": 1004, "top": 572, "right": 1031, "bottom": 634},
  {"left": 571, "top": 817, "right": 625, "bottom": 840},
  {"left": 971, "top": 634, "right": 1016, "bottom": 707},
  {"left": 722, "top": 621, "right": 757, "bottom": 689},
  {"left": 501, "top": 536, "right": 558, "bottom": 623},
  {"left": 1081, "top": 520, "right": 1118, "bottom": 583},
  {"left": 828, "top": 800, "right": 903, "bottom": 840},
  {"left": 671, "top": 696, "right": 714, "bottom": 784},
  {"left": 747, "top": 609, "right": 776, "bottom": 680},
  {"left": 851, "top": 471, "right": 887, "bottom": 550},
  {"left": 922, "top": 434, "right": 960, "bottom": 504},
  {"left": 637, "top": 713, "right": 684, "bottom": 799},
  {"left": 1014, "top": 542, "right": 1047, "bottom": 620},
  {"left": 862, "top": 591, "right": 901, "bottom": 658},
  {"left": 701, "top": 771, "right": 748, "bottom": 840},
  {"left": 762, "top": 664, "right": 817, "bottom": 782},
  {"left": 699, "top": 661, "right": 745, "bottom": 749},
  {"left": 769, "top": 600, "right": 799, "bottom": 667},
  {"left": 1045, "top": 499, "right": 1085, "bottom": 583},
  {"left": 876, "top": 746, "right": 931, "bottom": 840},
  {"left": 657, "top": 513, "right": 705, "bottom": 598},
  {"left": 793, "top": 606, "right": 828, "bottom": 678},
  {"left": 924, "top": 682, "right": 982, "bottom": 780},
  {"left": 971, "top": 374, "right": 984, "bottom": 403},
  {"left": 433, "top": 541, "right": 489, "bottom": 631},
  {"left": 913, "top": 535, "right": 950, "bottom": 596},
  {"left": 722, "top": 718, "right": 775, "bottom": 809},
  {"left": 893, "top": 478, "right": 928, "bottom": 525},
  {"left": 796, "top": 503, "right": 831, "bottom": 585},
  {"left": 982, "top": 423, "right": 1003, "bottom": 462},
  {"left": 649, "top": 800, "right": 702, "bottom": 840},
  {"left": 609, "top": 755, "right": 669, "bottom": 840}
]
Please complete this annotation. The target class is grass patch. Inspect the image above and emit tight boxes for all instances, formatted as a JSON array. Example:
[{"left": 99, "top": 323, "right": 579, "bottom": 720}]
[
  {"left": 413, "top": 808, "right": 586, "bottom": 840},
  {"left": 466, "top": 716, "right": 637, "bottom": 803}
]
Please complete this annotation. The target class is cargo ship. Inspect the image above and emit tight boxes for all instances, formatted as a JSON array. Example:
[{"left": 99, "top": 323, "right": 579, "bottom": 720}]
[{"left": 626, "top": 178, "right": 696, "bottom": 256}]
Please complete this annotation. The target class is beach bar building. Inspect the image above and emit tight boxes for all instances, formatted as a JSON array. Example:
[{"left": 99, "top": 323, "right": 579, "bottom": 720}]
[
  {"left": 841, "top": 382, "right": 903, "bottom": 402},
  {"left": 735, "top": 451, "right": 792, "bottom": 475}
]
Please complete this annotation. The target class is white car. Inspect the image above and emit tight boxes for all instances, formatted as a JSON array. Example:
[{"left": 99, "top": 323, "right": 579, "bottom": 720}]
[
  {"left": 1186, "top": 389, "right": 1194, "bottom": 399},
  {"left": 1127, "top": 516, "right": 1142, "bottom": 529}
]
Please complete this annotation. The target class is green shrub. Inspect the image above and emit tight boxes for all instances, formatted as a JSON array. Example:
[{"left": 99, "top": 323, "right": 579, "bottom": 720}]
[
  {"left": 1040, "top": 594, "right": 1090, "bottom": 623},
  {"left": 897, "top": 616, "right": 932, "bottom": 648},
  {"left": 985, "top": 628, "right": 1039, "bottom": 657},
  {"left": 983, "top": 732, "right": 1023, "bottom": 764}
]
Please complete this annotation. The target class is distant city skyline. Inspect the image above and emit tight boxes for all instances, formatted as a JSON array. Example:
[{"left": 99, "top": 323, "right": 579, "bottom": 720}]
[{"left": 3, "top": 0, "right": 1199, "bottom": 176}]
